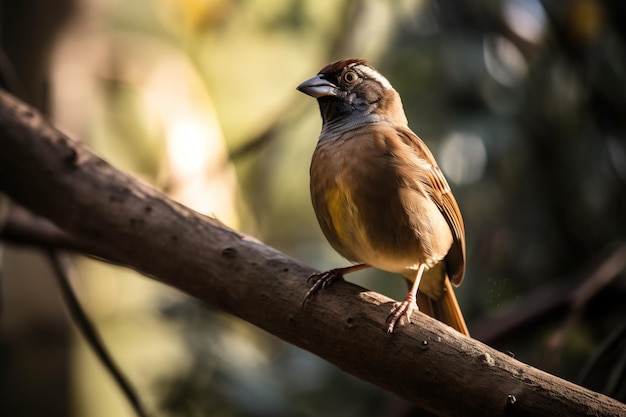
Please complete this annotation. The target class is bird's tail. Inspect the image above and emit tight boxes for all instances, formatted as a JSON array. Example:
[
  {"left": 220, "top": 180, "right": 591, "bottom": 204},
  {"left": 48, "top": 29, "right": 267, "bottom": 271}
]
[{"left": 417, "top": 277, "right": 469, "bottom": 336}]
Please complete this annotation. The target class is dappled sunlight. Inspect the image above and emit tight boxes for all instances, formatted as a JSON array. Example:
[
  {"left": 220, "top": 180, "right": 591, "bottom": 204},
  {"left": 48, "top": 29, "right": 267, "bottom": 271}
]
[{"left": 49, "top": 2, "right": 241, "bottom": 416}]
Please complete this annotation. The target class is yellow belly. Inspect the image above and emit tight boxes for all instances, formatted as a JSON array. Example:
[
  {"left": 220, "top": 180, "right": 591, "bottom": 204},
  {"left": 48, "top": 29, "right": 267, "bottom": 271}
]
[{"left": 313, "top": 173, "right": 422, "bottom": 273}]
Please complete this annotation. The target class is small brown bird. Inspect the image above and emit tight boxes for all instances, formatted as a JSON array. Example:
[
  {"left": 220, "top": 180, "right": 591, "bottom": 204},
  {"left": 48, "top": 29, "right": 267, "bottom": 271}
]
[{"left": 297, "top": 58, "right": 469, "bottom": 335}]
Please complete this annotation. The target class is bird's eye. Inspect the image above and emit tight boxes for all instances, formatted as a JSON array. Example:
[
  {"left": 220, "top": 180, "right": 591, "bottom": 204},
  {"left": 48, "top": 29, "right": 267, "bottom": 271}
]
[{"left": 343, "top": 71, "right": 358, "bottom": 84}]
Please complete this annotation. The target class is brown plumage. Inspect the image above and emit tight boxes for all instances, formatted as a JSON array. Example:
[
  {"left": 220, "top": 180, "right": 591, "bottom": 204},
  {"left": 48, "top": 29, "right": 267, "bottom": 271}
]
[{"left": 297, "top": 58, "right": 469, "bottom": 335}]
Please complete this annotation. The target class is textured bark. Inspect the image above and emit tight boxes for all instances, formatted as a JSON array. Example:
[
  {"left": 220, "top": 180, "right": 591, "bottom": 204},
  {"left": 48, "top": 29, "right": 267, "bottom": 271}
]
[{"left": 0, "top": 88, "right": 624, "bottom": 417}]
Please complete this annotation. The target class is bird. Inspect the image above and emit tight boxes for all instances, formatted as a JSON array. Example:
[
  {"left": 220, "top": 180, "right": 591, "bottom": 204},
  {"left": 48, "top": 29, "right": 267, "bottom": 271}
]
[{"left": 296, "top": 58, "right": 469, "bottom": 335}]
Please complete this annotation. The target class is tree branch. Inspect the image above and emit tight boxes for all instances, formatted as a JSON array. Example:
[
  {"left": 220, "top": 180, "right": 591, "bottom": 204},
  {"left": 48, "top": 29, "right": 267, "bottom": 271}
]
[{"left": 0, "top": 88, "right": 623, "bottom": 417}]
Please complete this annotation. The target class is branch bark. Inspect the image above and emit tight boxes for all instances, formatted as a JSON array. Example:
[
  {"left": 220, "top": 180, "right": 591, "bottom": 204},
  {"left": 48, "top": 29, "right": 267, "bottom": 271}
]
[{"left": 0, "top": 88, "right": 623, "bottom": 417}]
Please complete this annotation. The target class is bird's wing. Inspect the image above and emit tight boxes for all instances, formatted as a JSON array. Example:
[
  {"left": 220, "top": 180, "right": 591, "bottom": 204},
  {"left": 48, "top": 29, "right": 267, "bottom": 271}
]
[{"left": 396, "top": 127, "right": 466, "bottom": 285}]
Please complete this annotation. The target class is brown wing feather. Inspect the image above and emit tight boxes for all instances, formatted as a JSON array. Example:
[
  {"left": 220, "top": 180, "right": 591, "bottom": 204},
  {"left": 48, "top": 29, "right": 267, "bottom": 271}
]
[{"left": 396, "top": 127, "right": 466, "bottom": 286}]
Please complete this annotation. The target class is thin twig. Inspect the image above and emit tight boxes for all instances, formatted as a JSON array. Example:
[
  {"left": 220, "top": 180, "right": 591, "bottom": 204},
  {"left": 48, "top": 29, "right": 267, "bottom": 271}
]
[
  {"left": 543, "top": 245, "right": 626, "bottom": 367},
  {"left": 46, "top": 251, "right": 151, "bottom": 417}
]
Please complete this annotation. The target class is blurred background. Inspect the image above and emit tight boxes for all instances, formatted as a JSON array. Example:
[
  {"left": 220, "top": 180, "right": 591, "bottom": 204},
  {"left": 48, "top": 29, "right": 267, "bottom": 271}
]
[{"left": 1, "top": 0, "right": 626, "bottom": 416}]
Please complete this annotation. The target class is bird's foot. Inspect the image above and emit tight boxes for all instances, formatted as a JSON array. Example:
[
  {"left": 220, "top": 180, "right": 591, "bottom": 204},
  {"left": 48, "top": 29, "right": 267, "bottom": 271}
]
[
  {"left": 302, "top": 268, "right": 346, "bottom": 307},
  {"left": 387, "top": 292, "right": 418, "bottom": 334}
]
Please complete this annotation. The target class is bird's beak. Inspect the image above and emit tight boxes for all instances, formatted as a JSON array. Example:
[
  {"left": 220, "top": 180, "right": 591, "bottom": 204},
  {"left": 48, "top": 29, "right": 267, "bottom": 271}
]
[{"left": 296, "top": 75, "right": 338, "bottom": 98}]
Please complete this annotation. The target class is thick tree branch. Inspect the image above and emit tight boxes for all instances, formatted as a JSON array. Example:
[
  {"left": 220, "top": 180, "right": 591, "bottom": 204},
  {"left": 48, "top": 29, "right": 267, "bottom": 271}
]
[{"left": 0, "top": 88, "right": 624, "bottom": 417}]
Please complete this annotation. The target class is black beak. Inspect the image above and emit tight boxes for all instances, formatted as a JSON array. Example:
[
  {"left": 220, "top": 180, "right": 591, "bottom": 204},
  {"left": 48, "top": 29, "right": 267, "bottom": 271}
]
[{"left": 296, "top": 75, "right": 338, "bottom": 98}]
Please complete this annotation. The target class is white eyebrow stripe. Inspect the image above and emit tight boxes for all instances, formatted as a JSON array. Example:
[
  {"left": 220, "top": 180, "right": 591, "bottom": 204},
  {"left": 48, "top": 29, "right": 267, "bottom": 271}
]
[{"left": 352, "top": 64, "right": 393, "bottom": 90}]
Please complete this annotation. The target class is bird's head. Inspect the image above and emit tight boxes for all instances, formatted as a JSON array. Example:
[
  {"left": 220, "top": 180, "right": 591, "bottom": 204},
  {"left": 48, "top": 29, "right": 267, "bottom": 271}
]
[{"left": 297, "top": 58, "right": 408, "bottom": 128}]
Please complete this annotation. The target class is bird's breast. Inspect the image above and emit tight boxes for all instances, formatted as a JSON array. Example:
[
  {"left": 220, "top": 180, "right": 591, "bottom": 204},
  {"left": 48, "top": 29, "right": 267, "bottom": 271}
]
[
  {"left": 310, "top": 149, "right": 366, "bottom": 263},
  {"left": 310, "top": 131, "right": 451, "bottom": 273}
]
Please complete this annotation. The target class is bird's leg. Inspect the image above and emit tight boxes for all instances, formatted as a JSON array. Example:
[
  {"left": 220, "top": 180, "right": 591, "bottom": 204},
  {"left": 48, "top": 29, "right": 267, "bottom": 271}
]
[
  {"left": 302, "top": 263, "right": 370, "bottom": 307},
  {"left": 387, "top": 264, "right": 426, "bottom": 334}
]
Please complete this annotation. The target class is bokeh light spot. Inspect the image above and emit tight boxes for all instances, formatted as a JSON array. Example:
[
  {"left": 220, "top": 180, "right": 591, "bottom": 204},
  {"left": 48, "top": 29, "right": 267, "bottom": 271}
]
[
  {"left": 503, "top": 0, "right": 547, "bottom": 43},
  {"left": 440, "top": 132, "right": 487, "bottom": 185}
]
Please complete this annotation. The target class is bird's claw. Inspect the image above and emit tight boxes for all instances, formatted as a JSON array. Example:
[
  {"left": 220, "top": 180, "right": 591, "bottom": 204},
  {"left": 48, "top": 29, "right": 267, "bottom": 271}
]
[
  {"left": 386, "top": 294, "right": 418, "bottom": 334},
  {"left": 302, "top": 269, "right": 345, "bottom": 307}
]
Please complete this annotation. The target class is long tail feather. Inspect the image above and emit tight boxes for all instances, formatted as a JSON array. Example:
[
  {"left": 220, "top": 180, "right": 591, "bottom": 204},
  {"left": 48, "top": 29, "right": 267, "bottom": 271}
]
[{"left": 417, "top": 278, "right": 469, "bottom": 336}]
